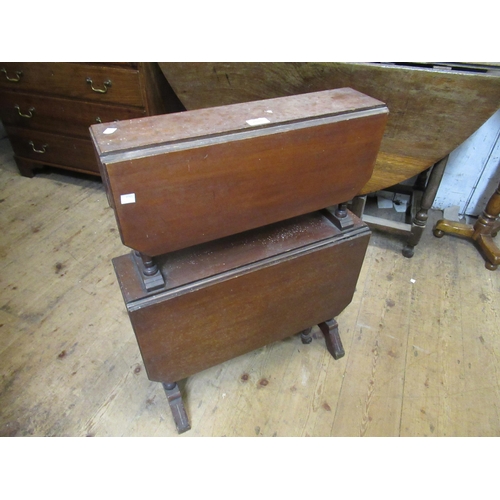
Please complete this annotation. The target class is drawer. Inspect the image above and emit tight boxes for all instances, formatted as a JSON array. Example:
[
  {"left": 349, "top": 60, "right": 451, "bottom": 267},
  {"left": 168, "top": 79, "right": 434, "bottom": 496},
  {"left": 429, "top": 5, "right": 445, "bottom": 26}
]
[
  {"left": 7, "top": 126, "right": 100, "bottom": 173},
  {"left": 0, "top": 63, "right": 144, "bottom": 107},
  {"left": 0, "top": 90, "right": 147, "bottom": 138}
]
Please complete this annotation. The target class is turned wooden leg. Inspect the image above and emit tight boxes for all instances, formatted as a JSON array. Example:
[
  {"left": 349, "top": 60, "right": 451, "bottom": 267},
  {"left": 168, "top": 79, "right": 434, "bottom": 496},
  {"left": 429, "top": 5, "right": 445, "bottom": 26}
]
[
  {"left": 403, "top": 156, "right": 448, "bottom": 258},
  {"left": 162, "top": 382, "right": 191, "bottom": 434},
  {"left": 318, "top": 318, "right": 345, "bottom": 360},
  {"left": 475, "top": 182, "right": 500, "bottom": 270},
  {"left": 434, "top": 180, "right": 500, "bottom": 271},
  {"left": 132, "top": 251, "right": 166, "bottom": 291},
  {"left": 299, "top": 327, "right": 313, "bottom": 344},
  {"left": 138, "top": 252, "right": 158, "bottom": 276},
  {"left": 327, "top": 202, "right": 355, "bottom": 230}
]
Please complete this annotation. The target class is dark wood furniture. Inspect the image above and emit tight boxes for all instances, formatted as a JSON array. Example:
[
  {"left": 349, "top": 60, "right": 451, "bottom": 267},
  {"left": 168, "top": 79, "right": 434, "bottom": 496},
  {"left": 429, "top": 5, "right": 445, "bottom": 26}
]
[
  {"left": 92, "top": 89, "right": 387, "bottom": 433},
  {"left": 350, "top": 155, "right": 450, "bottom": 258},
  {"left": 113, "top": 212, "right": 370, "bottom": 432},
  {"left": 90, "top": 87, "right": 387, "bottom": 267},
  {"left": 0, "top": 62, "right": 184, "bottom": 177}
]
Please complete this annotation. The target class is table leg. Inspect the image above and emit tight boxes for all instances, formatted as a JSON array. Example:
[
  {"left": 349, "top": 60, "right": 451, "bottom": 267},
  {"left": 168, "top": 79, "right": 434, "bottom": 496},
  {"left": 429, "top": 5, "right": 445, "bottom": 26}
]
[
  {"left": 318, "top": 318, "right": 345, "bottom": 360},
  {"left": 403, "top": 155, "right": 448, "bottom": 257},
  {"left": 132, "top": 251, "right": 166, "bottom": 291},
  {"left": 162, "top": 382, "right": 191, "bottom": 434},
  {"left": 299, "top": 327, "right": 313, "bottom": 344},
  {"left": 350, "top": 195, "right": 367, "bottom": 218},
  {"left": 328, "top": 202, "right": 355, "bottom": 230}
]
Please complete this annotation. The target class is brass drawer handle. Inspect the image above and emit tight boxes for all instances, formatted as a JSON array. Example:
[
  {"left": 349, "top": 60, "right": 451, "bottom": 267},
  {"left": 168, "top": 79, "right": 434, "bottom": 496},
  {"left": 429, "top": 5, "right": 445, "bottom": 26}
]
[
  {"left": 29, "top": 141, "right": 48, "bottom": 154},
  {"left": 15, "top": 105, "right": 35, "bottom": 118},
  {"left": 86, "top": 77, "right": 112, "bottom": 93},
  {"left": 1, "top": 68, "right": 23, "bottom": 82}
]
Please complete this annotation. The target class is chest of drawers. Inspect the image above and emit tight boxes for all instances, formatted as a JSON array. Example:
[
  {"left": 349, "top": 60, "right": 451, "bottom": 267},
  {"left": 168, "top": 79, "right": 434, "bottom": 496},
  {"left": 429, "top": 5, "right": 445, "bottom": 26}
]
[{"left": 0, "top": 62, "right": 184, "bottom": 177}]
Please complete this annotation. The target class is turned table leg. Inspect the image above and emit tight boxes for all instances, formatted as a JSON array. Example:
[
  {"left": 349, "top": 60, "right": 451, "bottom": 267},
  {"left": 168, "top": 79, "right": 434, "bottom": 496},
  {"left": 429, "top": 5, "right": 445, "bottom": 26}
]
[
  {"left": 299, "top": 327, "right": 313, "bottom": 344},
  {"left": 162, "top": 382, "right": 191, "bottom": 434},
  {"left": 327, "top": 202, "right": 355, "bottom": 230},
  {"left": 132, "top": 251, "right": 166, "bottom": 291},
  {"left": 433, "top": 180, "right": 500, "bottom": 270},
  {"left": 403, "top": 155, "right": 448, "bottom": 258}
]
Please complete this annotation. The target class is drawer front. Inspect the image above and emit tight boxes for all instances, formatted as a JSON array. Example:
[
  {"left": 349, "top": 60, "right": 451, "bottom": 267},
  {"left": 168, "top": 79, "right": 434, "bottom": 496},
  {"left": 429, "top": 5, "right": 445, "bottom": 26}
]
[
  {"left": 7, "top": 126, "right": 100, "bottom": 173},
  {"left": 0, "top": 90, "right": 147, "bottom": 137},
  {"left": 0, "top": 63, "right": 144, "bottom": 107}
]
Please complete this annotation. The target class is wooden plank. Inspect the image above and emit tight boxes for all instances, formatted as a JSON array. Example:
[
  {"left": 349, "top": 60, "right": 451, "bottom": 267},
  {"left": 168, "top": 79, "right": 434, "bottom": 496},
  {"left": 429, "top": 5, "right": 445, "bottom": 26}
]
[
  {"left": 329, "top": 235, "right": 414, "bottom": 436},
  {"left": 399, "top": 211, "right": 500, "bottom": 436},
  {"left": 398, "top": 216, "right": 463, "bottom": 436},
  {"left": 362, "top": 214, "right": 411, "bottom": 234}
]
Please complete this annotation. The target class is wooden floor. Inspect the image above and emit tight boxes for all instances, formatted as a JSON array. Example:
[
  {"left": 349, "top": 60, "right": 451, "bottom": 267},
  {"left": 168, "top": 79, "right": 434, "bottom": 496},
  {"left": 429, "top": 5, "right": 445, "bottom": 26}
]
[{"left": 1, "top": 136, "right": 499, "bottom": 437}]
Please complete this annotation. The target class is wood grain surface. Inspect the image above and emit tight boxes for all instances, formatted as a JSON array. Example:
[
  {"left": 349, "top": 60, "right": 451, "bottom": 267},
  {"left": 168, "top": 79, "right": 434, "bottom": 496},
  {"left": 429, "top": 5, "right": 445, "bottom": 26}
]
[
  {"left": 158, "top": 62, "right": 500, "bottom": 195},
  {"left": 113, "top": 214, "right": 370, "bottom": 383},
  {"left": 91, "top": 88, "right": 387, "bottom": 255}
]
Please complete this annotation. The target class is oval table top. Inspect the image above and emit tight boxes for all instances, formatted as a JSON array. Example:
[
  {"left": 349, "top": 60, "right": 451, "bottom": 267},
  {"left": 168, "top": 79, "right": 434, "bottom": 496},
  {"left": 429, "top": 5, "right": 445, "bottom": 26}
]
[{"left": 159, "top": 62, "right": 500, "bottom": 195}]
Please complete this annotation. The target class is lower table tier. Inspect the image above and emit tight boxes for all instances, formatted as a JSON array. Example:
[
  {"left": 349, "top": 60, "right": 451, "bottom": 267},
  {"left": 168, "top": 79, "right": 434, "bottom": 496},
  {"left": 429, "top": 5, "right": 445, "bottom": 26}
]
[{"left": 112, "top": 210, "right": 370, "bottom": 432}]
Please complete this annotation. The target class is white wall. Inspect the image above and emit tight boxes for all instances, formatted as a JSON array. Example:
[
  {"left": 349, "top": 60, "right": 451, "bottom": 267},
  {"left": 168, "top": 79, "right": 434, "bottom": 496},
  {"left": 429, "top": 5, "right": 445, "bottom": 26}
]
[{"left": 433, "top": 109, "right": 500, "bottom": 217}]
